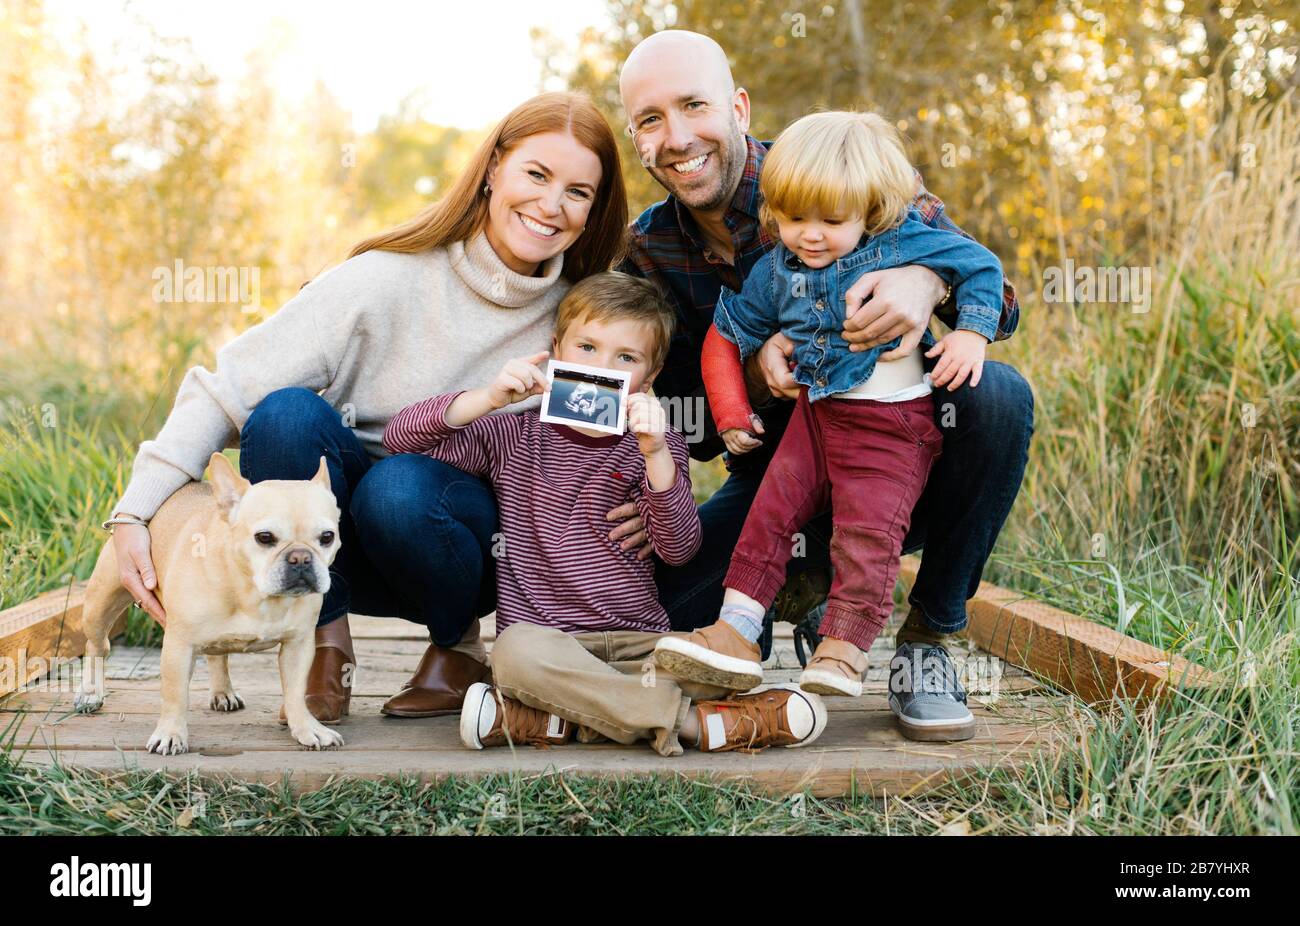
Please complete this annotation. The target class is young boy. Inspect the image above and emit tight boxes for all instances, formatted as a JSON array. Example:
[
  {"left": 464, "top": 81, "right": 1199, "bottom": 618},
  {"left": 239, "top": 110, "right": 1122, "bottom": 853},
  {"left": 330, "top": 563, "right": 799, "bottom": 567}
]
[
  {"left": 383, "top": 272, "right": 827, "bottom": 756},
  {"left": 652, "top": 112, "right": 1001, "bottom": 741}
]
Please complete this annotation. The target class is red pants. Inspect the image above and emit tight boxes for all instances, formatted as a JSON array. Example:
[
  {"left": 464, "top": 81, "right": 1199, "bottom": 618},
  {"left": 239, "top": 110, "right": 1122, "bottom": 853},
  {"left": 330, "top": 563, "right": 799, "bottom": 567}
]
[{"left": 724, "top": 388, "right": 943, "bottom": 652}]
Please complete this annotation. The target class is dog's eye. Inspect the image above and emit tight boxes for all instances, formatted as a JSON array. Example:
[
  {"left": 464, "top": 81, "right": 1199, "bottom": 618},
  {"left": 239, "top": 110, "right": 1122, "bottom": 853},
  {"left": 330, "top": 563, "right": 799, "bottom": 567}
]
[
  {"left": 319, "top": 531, "right": 335, "bottom": 546},
  {"left": 254, "top": 531, "right": 277, "bottom": 546}
]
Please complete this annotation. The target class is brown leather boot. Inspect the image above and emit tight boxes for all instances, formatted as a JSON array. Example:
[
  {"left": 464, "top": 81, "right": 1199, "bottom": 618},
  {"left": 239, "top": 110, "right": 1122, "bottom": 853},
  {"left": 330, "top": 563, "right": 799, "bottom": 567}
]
[
  {"left": 381, "top": 644, "right": 491, "bottom": 718},
  {"left": 278, "top": 643, "right": 354, "bottom": 725}
]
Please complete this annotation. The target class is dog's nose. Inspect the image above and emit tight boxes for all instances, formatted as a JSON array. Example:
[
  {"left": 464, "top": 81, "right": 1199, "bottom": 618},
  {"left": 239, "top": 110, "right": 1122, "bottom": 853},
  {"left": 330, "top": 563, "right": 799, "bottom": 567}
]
[{"left": 286, "top": 547, "right": 313, "bottom": 567}]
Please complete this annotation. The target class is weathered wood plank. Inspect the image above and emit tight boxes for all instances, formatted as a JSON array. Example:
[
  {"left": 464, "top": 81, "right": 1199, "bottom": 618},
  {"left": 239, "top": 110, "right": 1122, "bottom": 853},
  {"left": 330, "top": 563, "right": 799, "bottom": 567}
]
[
  {"left": 3, "top": 684, "right": 1056, "bottom": 720},
  {"left": 897, "top": 556, "right": 1219, "bottom": 706},
  {"left": 0, "top": 583, "right": 128, "bottom": 697},
  {"left": 1, "top": 633, "right": 1036, "bottom": 711},
  {"left": 10, "top": 727, "right": 1053, "bottom": 798},
  {"left": 1, "top": 701, "right": 1054, "bottom": 753},
  {"left": 1, "top": 581, "right": 1071, "bottom": 797}
]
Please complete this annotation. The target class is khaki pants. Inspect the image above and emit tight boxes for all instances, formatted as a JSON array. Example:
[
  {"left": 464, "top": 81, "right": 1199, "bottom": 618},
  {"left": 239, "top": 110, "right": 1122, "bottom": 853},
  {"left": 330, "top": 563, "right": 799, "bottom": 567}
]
[{"left": 489, "top": 622, "right": 731, "bottom": 757}]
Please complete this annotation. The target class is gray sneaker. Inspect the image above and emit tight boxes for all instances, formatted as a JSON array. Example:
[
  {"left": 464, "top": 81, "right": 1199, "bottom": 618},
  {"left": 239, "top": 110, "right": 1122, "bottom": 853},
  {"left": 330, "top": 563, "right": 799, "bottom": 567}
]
[{"left": 887, "top": 641, "right": 976, "bottom": 741}]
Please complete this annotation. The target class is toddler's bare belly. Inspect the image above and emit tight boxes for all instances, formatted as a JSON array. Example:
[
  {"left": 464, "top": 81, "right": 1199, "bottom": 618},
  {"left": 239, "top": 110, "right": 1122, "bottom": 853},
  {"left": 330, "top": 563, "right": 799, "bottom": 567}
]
[{"left": 833, "top": 350, "right": 926, "bottom": 399}]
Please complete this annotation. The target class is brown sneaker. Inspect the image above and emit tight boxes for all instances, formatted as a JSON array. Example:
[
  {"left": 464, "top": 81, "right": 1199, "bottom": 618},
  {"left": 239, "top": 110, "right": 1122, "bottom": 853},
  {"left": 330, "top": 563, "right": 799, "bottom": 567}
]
[
  {"left": 459, "top": 682, "right": 573, "bottom": 750},
  {"left": 653, "top": 621, "right": 764, "bottom": 691},
  {"left": 799, "top": 637, "right": 869, "bottom": 697},
  {"left": 694, "top": 684, "right": 827, "bottom": 752}
]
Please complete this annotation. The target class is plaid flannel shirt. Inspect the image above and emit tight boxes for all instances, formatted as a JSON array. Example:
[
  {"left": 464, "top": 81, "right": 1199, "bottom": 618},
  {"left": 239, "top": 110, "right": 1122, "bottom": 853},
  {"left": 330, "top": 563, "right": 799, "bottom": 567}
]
[{"left": 618, "top": 135, "right": 1019, "bottom": 462}]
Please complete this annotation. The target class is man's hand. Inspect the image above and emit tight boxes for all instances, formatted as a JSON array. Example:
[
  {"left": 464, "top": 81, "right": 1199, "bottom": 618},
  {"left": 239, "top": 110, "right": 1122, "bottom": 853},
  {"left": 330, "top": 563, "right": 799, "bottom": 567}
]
[
  {"left": 842, "top": 265, "right": 946, "bottom": 361},
  {"left": 750, "top": 332, "right": 799, "bottom": 400},
  {"left": 605, "top": 502, "right": 653, "bottom": 560},
  {"left": 925, "top": 329, "right": 988, "bottom": 391}
]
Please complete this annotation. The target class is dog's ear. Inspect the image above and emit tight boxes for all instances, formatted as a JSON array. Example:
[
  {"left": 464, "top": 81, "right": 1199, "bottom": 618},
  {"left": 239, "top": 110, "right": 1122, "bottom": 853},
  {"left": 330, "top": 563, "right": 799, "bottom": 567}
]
[
  {"left": 207, "top": 451, "right": 250, "bottom": 519},
  {"left": 311, "top": 455, "right": 332, "bottom": 493}
]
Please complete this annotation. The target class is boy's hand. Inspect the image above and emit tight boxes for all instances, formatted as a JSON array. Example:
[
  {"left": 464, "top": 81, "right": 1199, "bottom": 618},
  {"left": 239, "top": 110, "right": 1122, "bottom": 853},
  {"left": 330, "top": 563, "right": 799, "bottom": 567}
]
[
  {"left": 627, "top": 391, "right": 667, "bottom": 456},
  {"left": 721, "top": 413, "right": 765, "bottom": 455},
  {"left": 487, "top": 351, "right": 549, "bottom": 409},
  {"left": 925, "top": 330, "right": 987, "bottom": 391}
]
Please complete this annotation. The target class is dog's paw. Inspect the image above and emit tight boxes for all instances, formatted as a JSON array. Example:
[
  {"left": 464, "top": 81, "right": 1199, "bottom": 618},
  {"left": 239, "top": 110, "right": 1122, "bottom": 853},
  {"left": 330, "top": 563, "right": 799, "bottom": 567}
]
[
  {"left": 291, "top": 721, "right": 344, "bottom": 750},
  {"left": 145, "top": 724, "right": 189, "bottom": 755},
  {"left": 73, "top": 691, "right": 104, "bottom": 714},
  {"left": 209, "top": 691, "right": 245, "bottom": 712}
]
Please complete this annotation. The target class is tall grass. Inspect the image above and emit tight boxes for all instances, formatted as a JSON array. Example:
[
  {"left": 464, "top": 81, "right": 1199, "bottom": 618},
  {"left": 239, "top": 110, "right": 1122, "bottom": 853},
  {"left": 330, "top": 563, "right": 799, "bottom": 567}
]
[
  {"left": 991, "top": 83, "right": 1299, "bottom": 646},
  {"left": 0, "top": 397, "right": 162, "bottom": 645},
  {"left": 956, "top": 84, "right": 1300, "bottom": 834}
]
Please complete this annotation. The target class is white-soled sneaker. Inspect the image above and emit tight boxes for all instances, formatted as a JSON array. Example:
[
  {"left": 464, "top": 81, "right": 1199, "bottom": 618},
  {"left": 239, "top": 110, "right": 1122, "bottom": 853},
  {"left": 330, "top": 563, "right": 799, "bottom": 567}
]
[
  {"left": 799, "top": 637, "right": 869, "bottom": 697},
  {"left": 694, "top": 684, "right": 827, "bottom": 752},
  {"left": 887, "top": 642, "right": 976, "bottom": 741},
  {"left": 654, "top": 621, "right": 764, "bottom": 691},
  {"left": 459, "top": 682, "right": 573, "bottom": 750}
]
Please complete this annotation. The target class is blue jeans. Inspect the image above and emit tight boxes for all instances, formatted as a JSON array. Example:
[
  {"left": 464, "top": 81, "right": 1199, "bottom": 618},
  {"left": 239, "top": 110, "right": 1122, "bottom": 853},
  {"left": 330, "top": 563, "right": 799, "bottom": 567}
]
[
  {"left": 238, "top": 388, "right": 498, "bottom": 645},
  {"left": 653, "top": 359, "right": 1035, "bottom": 634}
]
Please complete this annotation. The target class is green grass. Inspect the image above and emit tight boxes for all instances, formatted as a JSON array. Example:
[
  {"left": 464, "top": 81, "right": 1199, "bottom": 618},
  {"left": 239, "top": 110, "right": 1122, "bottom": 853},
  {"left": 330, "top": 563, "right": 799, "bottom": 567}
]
[
  {"left": 0, "top": 747, "right": 890, "bottom": 836},
  {"left": 0, "top": 402, "right": 163, "bottom": 646}
]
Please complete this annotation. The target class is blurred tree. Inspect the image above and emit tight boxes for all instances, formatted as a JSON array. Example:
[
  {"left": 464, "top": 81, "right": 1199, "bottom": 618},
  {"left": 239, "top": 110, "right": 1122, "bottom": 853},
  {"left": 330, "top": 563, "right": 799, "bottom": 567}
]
[
  {"left": 537, "top": 0, "right": 1298, "bottom": 285},
  {"left": 354, "top": 92, "right": 483, "bottom": 230},
  {"left": 1, "top": 0, "right": 58, "bottom": 348}
]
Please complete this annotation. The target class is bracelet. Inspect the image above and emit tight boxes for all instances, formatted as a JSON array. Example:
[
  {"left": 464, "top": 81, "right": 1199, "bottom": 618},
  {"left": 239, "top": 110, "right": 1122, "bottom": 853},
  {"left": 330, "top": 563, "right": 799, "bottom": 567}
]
[
  {"left": 101, "top": 515, "right": 149, "bottom": 532},
  {"left": 938, "top": 281, "right": 954, "bottom": 306}
]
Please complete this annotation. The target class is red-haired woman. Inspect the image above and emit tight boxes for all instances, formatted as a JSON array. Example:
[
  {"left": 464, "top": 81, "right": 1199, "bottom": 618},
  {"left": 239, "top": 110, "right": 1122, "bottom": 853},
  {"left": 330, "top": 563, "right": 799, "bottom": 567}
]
[{"left": 106, "top": 92, "right": 629, "bottom": 724}]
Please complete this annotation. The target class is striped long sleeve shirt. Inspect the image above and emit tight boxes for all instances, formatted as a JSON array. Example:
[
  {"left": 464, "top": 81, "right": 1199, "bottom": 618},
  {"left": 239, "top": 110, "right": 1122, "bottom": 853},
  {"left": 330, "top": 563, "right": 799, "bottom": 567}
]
[{"left": 382, "top": 391, "right": 702, "bottom": 635}]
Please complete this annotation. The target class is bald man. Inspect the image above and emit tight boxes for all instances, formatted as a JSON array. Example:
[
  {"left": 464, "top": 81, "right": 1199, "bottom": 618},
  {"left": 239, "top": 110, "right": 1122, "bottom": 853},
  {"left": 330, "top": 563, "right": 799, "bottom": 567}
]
[{"left": 614, "top": 30, "right": 1034, "bottom": 742}]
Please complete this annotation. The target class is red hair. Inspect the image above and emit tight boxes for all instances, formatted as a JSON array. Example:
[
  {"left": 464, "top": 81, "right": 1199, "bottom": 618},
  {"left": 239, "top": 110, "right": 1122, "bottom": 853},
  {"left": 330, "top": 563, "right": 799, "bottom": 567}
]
[{"left": 350, "top": 92, "right": 627, "bottom": 282}]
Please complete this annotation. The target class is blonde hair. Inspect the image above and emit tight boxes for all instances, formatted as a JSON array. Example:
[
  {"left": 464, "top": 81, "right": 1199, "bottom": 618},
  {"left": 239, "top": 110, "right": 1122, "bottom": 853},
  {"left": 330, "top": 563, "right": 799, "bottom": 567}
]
[
  {"left": 759, "top": 110, "right": 916, "bottom": 237},
  {"left": 554, "top": 272, "right": 676, "bottom": 371},
  {"left": 349, "top": 92, "right": 627, "bottom": 283}
]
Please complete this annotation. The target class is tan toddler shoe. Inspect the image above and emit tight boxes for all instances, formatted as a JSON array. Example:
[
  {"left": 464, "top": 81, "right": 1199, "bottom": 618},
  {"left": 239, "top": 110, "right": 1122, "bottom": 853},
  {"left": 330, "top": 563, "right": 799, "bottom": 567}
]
[
  {"left": 799, "top": 637, "right": 868, "bottom": 697},
  {"left": 654, "top": 621, "right": 764, "bottom": 691}
]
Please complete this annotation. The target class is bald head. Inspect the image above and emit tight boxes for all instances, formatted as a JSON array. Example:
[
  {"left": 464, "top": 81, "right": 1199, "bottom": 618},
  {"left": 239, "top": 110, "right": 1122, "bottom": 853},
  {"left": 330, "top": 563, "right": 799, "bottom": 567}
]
[
  {"left": 619, "top": 31, "right": 750, "bottom": 212},
  {"left": 620, "top": 30, "right": 735, "bottom": 108}
]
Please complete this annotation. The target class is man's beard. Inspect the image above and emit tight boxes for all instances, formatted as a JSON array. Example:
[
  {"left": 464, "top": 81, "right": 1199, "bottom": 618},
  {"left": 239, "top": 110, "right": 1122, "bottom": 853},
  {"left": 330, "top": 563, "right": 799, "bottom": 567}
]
[{"left": 653, "top": 130, "right": 746, "bottom": 211}]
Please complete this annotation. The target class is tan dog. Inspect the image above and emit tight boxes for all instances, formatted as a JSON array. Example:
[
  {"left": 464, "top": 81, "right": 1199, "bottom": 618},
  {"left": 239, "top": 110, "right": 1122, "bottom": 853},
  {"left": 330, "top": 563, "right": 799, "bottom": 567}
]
[{"left": 76, "top": 452, "right": 345, "bottom": 755}]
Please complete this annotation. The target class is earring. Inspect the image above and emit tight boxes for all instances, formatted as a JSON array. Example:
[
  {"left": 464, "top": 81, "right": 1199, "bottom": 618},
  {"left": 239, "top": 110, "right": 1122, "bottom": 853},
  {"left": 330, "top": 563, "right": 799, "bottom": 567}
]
[{"left": 482, "top": 183, "right": 491, "bottom": 196}]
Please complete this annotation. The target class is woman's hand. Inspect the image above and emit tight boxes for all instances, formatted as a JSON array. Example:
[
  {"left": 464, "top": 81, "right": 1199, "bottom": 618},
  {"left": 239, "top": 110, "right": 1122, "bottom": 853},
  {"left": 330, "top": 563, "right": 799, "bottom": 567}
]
[
  {"left": 487, "top": 351, "right": 549, "bottom": 409},
  {"left": 721, "top": 413, "right": 765, "bottom": 455},
  {"left": 605, "top": 503, "right": 653, "bottom": 560},
  {"left": 111, "top": 521, "right": 167, "bottom": 627}
]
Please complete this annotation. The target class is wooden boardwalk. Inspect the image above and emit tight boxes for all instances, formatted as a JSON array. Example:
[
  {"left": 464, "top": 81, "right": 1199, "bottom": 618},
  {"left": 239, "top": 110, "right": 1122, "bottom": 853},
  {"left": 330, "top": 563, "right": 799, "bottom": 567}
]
[{"left": 1, "top": 608, "right": 1077, "bottom": 797}]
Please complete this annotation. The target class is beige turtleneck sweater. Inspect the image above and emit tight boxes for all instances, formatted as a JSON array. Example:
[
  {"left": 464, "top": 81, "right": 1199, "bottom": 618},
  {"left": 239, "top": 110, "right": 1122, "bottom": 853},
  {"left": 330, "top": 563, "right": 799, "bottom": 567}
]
[{"left": 115, "top": 231, "right": 569, "bottom": 520}]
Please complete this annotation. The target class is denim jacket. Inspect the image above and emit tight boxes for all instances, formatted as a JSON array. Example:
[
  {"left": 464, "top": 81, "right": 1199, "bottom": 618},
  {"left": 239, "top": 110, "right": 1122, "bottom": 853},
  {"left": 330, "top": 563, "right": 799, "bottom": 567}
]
[{"left": 713, "top": 206, "right": 1005, "bottom": 402}]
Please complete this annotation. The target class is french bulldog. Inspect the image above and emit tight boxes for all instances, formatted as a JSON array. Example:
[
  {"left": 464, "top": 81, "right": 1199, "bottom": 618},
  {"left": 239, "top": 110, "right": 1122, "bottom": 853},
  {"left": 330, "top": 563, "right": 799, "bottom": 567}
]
[{"left": 75, "top": 452, "right": 345, "bottom": 755}]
